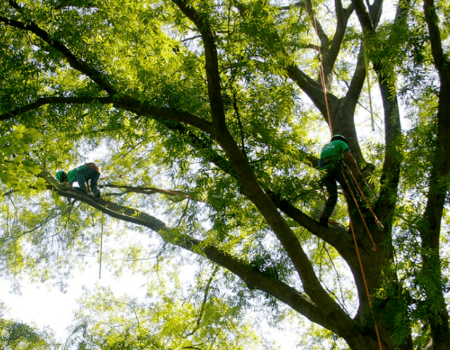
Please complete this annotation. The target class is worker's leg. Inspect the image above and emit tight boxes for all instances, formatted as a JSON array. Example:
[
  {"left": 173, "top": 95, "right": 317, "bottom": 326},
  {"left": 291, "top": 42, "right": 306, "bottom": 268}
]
[
  {"left": 75, "top": 166, "right": 99, "bottom": 194},
  {"left": 74, "top": 167, "right": 89, "bottom": 193},
  {"left": 320, "top": 172, "right": 338, "bottom": 227},
  {"left": 322, "top": 176, "right": 338, "bottom": 217},
  {"left": 89, "top": 170, "right": 101, "bottom": 197}
]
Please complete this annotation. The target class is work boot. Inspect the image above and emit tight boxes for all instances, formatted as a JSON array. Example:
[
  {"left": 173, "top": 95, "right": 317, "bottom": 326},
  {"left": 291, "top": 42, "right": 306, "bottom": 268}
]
[{"left": 93, "top": 190, "right": 101, "bottom": 198}]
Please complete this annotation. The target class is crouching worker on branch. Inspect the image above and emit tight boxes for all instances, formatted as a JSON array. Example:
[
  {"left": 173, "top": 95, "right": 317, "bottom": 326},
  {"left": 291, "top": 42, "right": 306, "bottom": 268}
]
[
  {"left": 56, "top": 163, "right": 101, "bottom": 198},
  {"left": 318, "top": 135, "right": 363, "bottom": 228}
]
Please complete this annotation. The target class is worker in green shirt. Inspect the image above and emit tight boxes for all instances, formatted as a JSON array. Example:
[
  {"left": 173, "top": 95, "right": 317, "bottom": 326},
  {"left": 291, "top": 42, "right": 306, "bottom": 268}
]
[
  {"left": 318, "top": 135, "right": 362, "bottom": 228},
  {"left": 56, "top": 163, "right": 101, "bottom": 198}
]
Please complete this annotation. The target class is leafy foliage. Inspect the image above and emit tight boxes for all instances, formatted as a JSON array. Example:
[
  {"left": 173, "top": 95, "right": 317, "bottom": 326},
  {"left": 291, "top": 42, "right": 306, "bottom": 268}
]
[{"left": 0, "top": 0, "right": 449, "bottom": 349}]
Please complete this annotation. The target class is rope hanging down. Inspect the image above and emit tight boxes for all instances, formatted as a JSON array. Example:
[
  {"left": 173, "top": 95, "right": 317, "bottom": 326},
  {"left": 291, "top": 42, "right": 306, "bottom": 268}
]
[
  {"left": 348, "top": 218, "right": 384, "bottom": 349},
  {"left": 342, "top": 168, "right": 383, "bottom": 350},
  {"left": 304, "top": 2, "right": 384, "bottom": 349},
  {"left": 362, "top": 32, "right": 375, "bottom": 131},
  {"left": 99, "top": 182, "right": 106, "bottom": 279},
  {"left": 341, "top": 167, "right": 377, "bottom": 252},
  {"left": 99, "top": 211, "right": 104, "bottom": 279},
  {"left": 345, "top": 162, "right": 383, "bottom": 228}
]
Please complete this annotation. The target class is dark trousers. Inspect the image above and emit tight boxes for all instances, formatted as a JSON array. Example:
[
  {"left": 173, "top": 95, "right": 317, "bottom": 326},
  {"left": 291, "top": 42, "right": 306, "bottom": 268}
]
[
  {"left": 320, "top": 164, "right": 358, "bottom": 220},
  {"left": 75, "top": 166, "right": 100, "bottom": 194},
  {"left": 321, "top": 165, "right": 340, "bottom": 219}
]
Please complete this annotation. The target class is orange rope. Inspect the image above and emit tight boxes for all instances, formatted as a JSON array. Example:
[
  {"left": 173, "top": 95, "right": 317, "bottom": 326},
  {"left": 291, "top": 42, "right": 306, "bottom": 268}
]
[
  {"left": 345, "top": 163, "right": 382, "bottom": 227},
  {"left": 341, "top": 167, "right": 377, "bottom": 251},
  {"left": 343, "top": 170, "right": 382, "bottom": 348},
  {"left": 305, "top": 2, "right": 382, "bottom": 347},
  {"left": 348, "top": 218, "right": 383, "bottom": 350},
  {"left": 99, "top": 211, "right": 103, "bottom": 279}
]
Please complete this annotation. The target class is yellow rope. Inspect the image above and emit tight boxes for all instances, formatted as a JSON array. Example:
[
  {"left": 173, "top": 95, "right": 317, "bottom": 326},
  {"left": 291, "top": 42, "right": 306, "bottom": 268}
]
[
  {"left": 99, "top": 211, "right": 104, "bottom": 279},
  {"left": 362, "top": 32, "right": 375, "bottom": 131}
]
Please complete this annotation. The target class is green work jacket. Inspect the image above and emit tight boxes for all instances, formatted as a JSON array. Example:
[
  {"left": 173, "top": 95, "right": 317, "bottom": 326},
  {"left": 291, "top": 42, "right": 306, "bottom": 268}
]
[{"left": 319, "top": 140, "right": 349, "bottom": 170}]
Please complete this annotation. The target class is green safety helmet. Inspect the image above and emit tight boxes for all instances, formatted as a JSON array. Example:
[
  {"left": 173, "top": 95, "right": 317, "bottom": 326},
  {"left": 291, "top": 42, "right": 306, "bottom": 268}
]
[
  {"left": 56, "top": 171, "right": 66, "bottom": 182},
  {"left": 331, "top": 134, "right": 348, "bottom": 143}
]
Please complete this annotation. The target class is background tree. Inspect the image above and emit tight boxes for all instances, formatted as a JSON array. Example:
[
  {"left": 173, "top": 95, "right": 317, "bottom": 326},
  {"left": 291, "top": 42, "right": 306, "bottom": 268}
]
[
  {"left": 0, "top": 302, "right": 58, "bottom": 350},
  {"left": 0, "top": 0, "right": 449, "bottom": 349}
]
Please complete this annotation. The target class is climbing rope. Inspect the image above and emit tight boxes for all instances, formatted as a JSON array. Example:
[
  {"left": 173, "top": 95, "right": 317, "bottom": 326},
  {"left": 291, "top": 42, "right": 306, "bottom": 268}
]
[
  {"left": 304, "top": 2, "right": 384, "bottom": 348},
  {"left": 99, "top": 210, "right": 104, "bottom": 279},
  {"left": 362, "top": 32, "right": 375, "bottom": 131},
  {"left": 99, "top": 181, "right": 105, "bottom": 279},
  {"left": 348, "top": 218, "right": 383, "bottom": 349},
  {"left": 342, "top": 168, "right": 383, "bottom": 349},
  {"left": 341, "top": 167, "right": 378, "bottom": 252},
  {"left": 344, "top": 162, "right": 382, "bottom": 227}
]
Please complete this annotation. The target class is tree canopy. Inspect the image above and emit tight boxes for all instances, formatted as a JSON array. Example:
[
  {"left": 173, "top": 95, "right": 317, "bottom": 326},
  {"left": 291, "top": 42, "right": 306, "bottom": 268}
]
[{"left": 1, "top": 0, "right": 450, "bottom": 349}]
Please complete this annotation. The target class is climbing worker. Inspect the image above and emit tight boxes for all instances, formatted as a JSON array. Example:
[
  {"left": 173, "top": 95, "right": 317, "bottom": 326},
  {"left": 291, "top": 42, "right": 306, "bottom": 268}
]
[
  {"left": 56, "top": 163, "right": 101, "bottom": 198},
  {"left": 318, "top": 134, "right": 363, "bottom": 228}
]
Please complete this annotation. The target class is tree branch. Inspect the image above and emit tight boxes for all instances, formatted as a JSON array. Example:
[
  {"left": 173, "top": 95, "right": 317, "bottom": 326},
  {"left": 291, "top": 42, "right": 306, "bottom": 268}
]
[
  {"left": 323, "top": 0, "right": 354, "bottom": 80},
  {"left": 0, "top": 97, "right": 113, "bottom": 122},
  {"left": 171, "top": 0, "right": 226, "bottom": 129},
  {"left": 112, "top": 95, "right": 213, "bottom": 134},
  {"left": 351, "top": 0, "right": 408, "bottom": 228},
  {"left": 185, "top": 266, "right": 218, "bottom": 337},
  {"left": 38, "top": 170, "right": 351, "bottom": 333},
  {"left": 420, "top": 0, "right": 450, "bottom": 346},
  {"left": 103, "top": 184, "right": 196, "bottom": 201},
  {"left": 2, "top": 1, "right": 117, "bottom": 95}
]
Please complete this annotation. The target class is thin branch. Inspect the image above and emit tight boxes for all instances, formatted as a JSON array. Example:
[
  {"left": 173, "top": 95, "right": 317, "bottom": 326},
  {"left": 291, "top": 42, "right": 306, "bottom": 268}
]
[
  {"left": 181, "top": 35, "right": 202, "bottom": 43},
  {"left": 185, "top": 266, "right": 219, "bottom": 337},
  {"left": 232, "top": 91, "right": 247, "bottom": 158},
  {"left": 3, "top": 1, "right": 117, "bottom": 95},
  {"left": 103, "top": 184, "right": 195, "bottom": 200}
]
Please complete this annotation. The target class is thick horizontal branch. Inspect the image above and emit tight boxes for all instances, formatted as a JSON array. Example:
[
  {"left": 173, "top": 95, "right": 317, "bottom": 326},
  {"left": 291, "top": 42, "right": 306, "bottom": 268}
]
[
  {"left": 0, "top": 97, "right": 113, "bottom": 122},
  {"left": 113, "top": 95, "right": 213, "bottom": 134},
  {"left": 37, "top": 170, "right": 338, "bottom": 329},
  {"left": 103, "top": 183, "right": 196, "bottom": 200},
  {"left": 0, "top": 95, "right": 214, "bottom": 136}
]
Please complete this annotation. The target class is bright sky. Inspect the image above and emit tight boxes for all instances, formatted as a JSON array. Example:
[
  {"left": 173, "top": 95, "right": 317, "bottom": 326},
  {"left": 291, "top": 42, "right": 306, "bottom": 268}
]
[
  {"left": 0, "top": 258, "right": 148, "bottom": 343},
  {"left": 0, "top": 262, "right": 301, "bottom": 349}
]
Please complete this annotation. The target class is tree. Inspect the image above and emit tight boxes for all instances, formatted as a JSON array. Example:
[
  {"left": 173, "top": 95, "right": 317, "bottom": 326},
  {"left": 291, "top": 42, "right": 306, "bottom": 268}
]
[
  {"left": 65, "top": 266, "right": 270, "bottom": 350},
  {"left": 0, "top": 0, "right": 449, "bottom": 349},
  {"left": 0, "top": 302, "right": 58, "bottom": 350}
]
